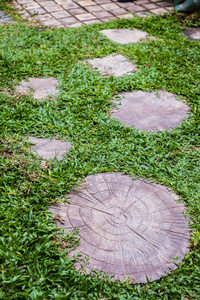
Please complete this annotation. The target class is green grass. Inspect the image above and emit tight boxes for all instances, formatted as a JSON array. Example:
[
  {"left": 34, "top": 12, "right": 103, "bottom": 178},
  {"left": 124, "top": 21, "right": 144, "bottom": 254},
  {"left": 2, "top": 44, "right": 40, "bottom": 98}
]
[{"left": 0, "top": 4, "right": 200, "bottom": 299}]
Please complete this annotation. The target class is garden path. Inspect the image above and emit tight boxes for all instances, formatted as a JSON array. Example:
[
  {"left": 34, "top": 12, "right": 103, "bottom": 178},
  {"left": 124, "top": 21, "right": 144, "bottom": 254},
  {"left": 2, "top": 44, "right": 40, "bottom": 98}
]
[{"left": 13, "top": 0, "right": 174, "bottom": 27}]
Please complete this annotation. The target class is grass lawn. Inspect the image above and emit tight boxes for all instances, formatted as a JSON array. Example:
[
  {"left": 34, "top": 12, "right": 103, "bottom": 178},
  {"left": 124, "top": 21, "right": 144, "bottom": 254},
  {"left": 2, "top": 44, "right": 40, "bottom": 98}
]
[{"left": 0, "top": 2, "right": 200, "bottom": 299}]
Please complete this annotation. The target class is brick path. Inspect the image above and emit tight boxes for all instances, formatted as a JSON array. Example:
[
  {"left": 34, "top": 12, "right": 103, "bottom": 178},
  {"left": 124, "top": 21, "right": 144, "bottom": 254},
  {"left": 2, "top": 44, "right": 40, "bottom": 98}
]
[{"left": 13, "top": 0, "right": 174, "bottom": 28}]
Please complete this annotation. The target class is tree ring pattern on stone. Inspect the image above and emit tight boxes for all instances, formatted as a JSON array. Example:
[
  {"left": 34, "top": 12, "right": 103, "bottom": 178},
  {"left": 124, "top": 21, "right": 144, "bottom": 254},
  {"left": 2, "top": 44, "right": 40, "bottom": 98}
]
[
  {"left": 111, "top": 90, "right": 190, "bottom": 131},
  {"left": 49, "top": 173, "right": 190, "bottom": 283}
]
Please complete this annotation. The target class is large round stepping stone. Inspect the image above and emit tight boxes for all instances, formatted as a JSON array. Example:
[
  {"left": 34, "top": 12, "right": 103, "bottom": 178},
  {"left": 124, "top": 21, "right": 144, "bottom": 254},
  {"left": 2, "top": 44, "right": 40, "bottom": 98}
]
[
  {"left": 29, "top": 137, "right": 72, "bottom": 160},
  {"left": 16, "top": 77, "right": 59, "bottom": 100},
  {"left": 111, "top": 90, "right": 190, "bottom": 131},
  {"left": 86, "top": 54, "right": 137, "bottom": 77},
  {"left": 49, "top": 173, "right": 190, "bottom": 283},
  {"left": 101, "top": 29, "right": 148, "bottom": 44},
  {"left": 183, "top": 27, "right": 200, "bottom": 40}
]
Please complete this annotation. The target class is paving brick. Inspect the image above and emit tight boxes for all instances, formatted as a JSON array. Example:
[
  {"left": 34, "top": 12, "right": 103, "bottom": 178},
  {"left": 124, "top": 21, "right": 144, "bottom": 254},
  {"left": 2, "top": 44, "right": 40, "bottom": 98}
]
[
  {"left": 51, "top": 10, "right": 71, "bottom": 18},
  {"left": 36, "top": 13, "right": 52, "bottom": 21},
  {"left": 14, "top": 0, "right": 172, "bottom": 26},
  {"left": 100, "top": 16, "right": 116, "bottom": 21},
  {"left": 69, "top": 22, "right": 82, "bottom": 27},
  {"left": 127, "top": 5, "right": 145, "bottom": 12},
  {"left": 93, "top": 10, "right": 113, "bottom": 18},
  {"left": 78, "top": 0, "right": 96, "bottom": 6},
  {"left": 84, "top": 19, "right": 102, "bottom": 24},
  {"left": 101, "top": 3, "right": 119, "bottom": 10},
  {"left": 76, "top": 12, "right": 95, "bottom": 20},
  {"left": 55, "top": 0, "right": 73, "bottom": 3},
  {"left": 27, "top": 7, "right": 46, "bottom": 14},
  {"left": 110, "top": 8, "right": 128, "bottom": 15},
  {"left": 19, "top": 10, "right": 30, "bottom": 17},
  {"left": 118, "top": 2, "right": 144, "bottom": 10},
  {"left": 23, "top": 2, "right": 40, "bottom": 9},
  {"left": 135, "top": 11, "right": 152, "bottom": 17},
  {"left": 150, "top": 7, "right": 168, "bottom": 13},
  {"left": 59, "top": 16, "right": 79, "bottom": 25},
  {"left": 134, "top": 0, "right": 151, "bottom": 3},
  {"left": 142, "top": 3, "right": 159, "bottom": 9},
  {"left": 95, "top": 0, "right": 111, "bottom": 4},
  {"left": 17, "top": 0, "right": 36, "bottom": 3},
  {"left": 69, "top": 8, "right": 86, "bottom": 14},
  {"left": 117, "top": 13, "right": 134, "bottom": 19},
  {"left": 86, "top": 5, "right": 104, "bottom": 12},
  {"left": 156, "top": 1, "right": 172, "bottom": 6},
  {"left": 40, "top": 1, "right": 63, "bottom": 12},
  {"left": 62, "top": 2, "right": 80, "bottom": 9},
  {"left": 41, "top": 18, "right": 62, "bottom": 26}
]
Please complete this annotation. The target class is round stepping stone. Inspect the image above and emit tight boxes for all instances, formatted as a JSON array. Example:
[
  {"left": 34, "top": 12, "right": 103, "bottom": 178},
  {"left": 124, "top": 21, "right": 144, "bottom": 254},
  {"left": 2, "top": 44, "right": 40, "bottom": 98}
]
[
  {"left": 29, "top": 137, "right": 72, "bottom": 160},
  {"left": 49, "top": 173, "right": 190, "bottom": 283},
  {"left": 101, "top": 29, "right": 148, "bottom": 44},
  {"left": 183, "top": 27, "right": 200, "bottom": 40},
  {"left": 86, "top": 54, "right": 137, "bottom": 77},
  {"left": 111, "top": 90, "right": 190, "bottom": 131},
  {"left": 16, "top": 77, "right": 59, "bottom": 100}
]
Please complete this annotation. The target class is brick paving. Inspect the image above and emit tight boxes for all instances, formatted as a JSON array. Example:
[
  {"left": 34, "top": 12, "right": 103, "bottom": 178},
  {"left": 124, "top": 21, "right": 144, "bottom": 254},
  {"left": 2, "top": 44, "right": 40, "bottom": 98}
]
[
  {"left": 12, "top": 0, "right": 174, "bottom": 28},
  {"left": 0, "top": 11, "right": 13, "bottom": 24}
]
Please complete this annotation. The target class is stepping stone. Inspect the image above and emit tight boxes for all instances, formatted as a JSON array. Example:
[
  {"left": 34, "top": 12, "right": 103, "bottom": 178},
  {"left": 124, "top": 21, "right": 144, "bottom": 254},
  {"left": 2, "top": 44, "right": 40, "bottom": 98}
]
[
  {"left": 29, "top": 137, "right": 72, "bottom": 160},
  {"left": 16, "top": 77, "right": 59, "bottom": 100},
  {"left": 86, "top": 54, "right": 137, "bottom": 77},
  {"left": 111, "top": 90, "right": 190, "bottom": 131},
  {"left": 183, "top": 27, "right": 200, "bottom": 41},
  {"left": 0, "top": 11, "right": 13, "bottom": 24},
  {"left": 49, "top": 173, "right": 190, "bottom": 283},
  {"left": 101, "top": 28, "right": 149, "bottom": 44}
]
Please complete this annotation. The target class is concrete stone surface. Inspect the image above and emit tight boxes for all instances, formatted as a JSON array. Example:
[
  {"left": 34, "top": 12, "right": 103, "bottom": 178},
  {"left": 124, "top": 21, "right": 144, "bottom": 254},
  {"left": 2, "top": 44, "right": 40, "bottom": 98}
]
[
  {"left": 49, "top": 172, "right": 190, "bottom": 283},
  {"left": 101, "top": 28, "right": 149, "bottom": 44},
  {"left": 111, "top": 90, "right": 190, "bottom": 131},
  {"left": 0, "top": 11, "right": 13, "bottom": 24},
  {"left": 86, "top": 54, "right": 137, "bottom": 77},
  {"left": 12, "top": 0, "right": 174, "bottom": 28},
  {"left": 183, "top": 27, "right": 200, "bottom": 41},
  {"left": 16, "top": 77, "right": 59, "bottom": 100},
  {"left": 29, "top": 137, "right": 72, "bottom": 160}
]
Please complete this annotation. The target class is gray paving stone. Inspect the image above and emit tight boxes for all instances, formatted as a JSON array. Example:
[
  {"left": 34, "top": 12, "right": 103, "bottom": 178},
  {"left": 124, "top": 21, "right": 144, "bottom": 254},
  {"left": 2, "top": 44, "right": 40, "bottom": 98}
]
[
  {"left": 135, "top": 11, "right": 152, "bottom": 17},
  {"left": 183, "top": 27, "right": 200, "bottom": 41},
  {"left": 13, "top": 0, "right": 172, "bottom": 27},
  {"left": 111, "top": 90, "right": 190, "bottom": 131},
  {"left": 0, "top": 11, "right": 13, "bottom": 24},
  {"left": 29, "top": 137, "right": 72, "bottom": 160},
  {"left": 101, "top": 28, "right": 148, "bottom": 44},
  {"left": 50, "top": 173, "right": 190, "bottom": 282},
  {"left": 16, "top": 77, "right": 59, "bottom": 100},
  {"left": 86, "top": 54, "right": 137, "bottom": 77}
]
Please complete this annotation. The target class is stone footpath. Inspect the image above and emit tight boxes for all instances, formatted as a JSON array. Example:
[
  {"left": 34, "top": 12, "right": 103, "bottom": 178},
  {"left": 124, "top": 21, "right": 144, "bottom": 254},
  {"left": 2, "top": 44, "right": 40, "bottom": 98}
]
[{"left": 13, "top": 0, "right": 174, "bottom": 28}]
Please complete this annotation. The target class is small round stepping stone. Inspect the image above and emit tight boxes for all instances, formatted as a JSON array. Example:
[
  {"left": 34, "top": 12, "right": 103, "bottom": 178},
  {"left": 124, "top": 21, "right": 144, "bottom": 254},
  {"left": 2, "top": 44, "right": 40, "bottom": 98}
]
[
  {"left": 111, "top": 90, "right": 190, "bottom": 131},
  {"left": 49, "top": 173, "right": 190, "bottom": 283},
  {"left": 29, "top": 137, "right": 72, "bottom": 160},
  {"left": 86, "top": 54, "right": 137, "bottom": 77},
  {"left": 183, "top": 27, "right": 200, "bottom": 40},
  {"left": 16, "top": 77, "right": 59, "bottom": 100},
  {"left": 101, "top": 29, "right": 148, "bottom": 44}
]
